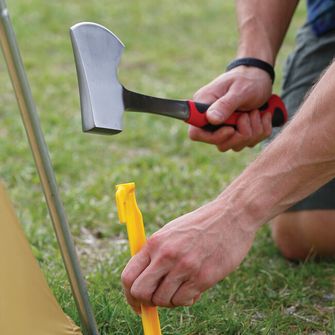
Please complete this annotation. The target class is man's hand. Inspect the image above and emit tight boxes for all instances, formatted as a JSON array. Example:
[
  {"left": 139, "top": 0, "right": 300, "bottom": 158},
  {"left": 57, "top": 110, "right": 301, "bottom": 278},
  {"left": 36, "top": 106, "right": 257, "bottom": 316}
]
[
  {"left": 121, "top": 198, "right": 256, "bottom": 311},
  {"left": 188, "top": 0, "right": 300, "bottom": 152},
  {"left": 121, "top": 61, "right": 335, "bottom": 313},
  {"left": 189, "top": 66, "right": 273, "bottom": 152}
]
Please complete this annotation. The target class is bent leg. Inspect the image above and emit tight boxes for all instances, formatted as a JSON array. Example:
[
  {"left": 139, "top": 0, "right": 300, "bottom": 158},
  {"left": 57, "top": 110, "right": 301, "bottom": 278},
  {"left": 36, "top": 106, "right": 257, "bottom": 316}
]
[
  {"left": 268, "top": 24, "right": 335, "bottom": 261},
  {"left": 271, "top": 211, "right": 335, "bottom": 260}
]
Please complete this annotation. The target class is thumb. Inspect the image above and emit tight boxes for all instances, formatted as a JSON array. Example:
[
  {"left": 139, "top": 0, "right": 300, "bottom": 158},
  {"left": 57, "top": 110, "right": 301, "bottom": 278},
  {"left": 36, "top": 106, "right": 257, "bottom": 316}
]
[
  {"left": 193, "top": 89, "right": 217, "bottom": 105},
  {"left": 206, "top": 91, "right": 241, "bottom": 125}
]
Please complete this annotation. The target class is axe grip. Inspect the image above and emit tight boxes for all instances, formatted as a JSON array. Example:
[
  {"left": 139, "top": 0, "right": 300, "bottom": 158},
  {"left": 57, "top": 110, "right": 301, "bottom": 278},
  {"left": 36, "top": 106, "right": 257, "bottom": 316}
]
[{"left": 186, "top": 94, "right": 288, "bottom": 131}]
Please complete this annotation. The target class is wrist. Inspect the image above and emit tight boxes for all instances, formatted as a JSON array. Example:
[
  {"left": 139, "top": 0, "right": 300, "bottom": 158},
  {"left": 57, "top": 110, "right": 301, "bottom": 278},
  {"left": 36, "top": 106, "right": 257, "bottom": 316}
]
[
  {"left": 237, "top": 44, "right": 275, "bottom": 66},
  {"left": 228, "top": 66, "right": 273, "bottom": 90},
  {"left": 226, "top": 58, "right": 275, "bottom": 83},
  {"left": 215, "top": 181, "right": 269, "bottom": 234}
]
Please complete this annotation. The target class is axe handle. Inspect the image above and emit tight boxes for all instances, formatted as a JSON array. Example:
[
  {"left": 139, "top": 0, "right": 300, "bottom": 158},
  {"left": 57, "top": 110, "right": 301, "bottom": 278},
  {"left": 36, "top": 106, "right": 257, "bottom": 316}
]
[
  {"left": 124, "top": 88, "right": 287, "bottom": 131},
  {"left": 186, "top": 94, "right": 288, "bottom": 130}
]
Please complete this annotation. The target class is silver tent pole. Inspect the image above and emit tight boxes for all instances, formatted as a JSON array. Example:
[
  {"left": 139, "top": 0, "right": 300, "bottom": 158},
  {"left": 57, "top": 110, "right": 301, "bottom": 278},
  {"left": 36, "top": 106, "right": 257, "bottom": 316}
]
[{"left": 0, "top": 2, "right": 99, "bottom": 334}]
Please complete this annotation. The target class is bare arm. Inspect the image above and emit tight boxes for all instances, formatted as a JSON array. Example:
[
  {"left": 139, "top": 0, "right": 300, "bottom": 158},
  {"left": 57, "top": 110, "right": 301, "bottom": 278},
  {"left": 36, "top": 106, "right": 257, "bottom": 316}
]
[
  {"left": 122, "top": 61, "right": 335, "bottom": 310},
  {"left": 236, "top": 0, "right": 299, "bottom": 65},
  {"left": 224, "top": 60, "right": 335, "bottom": 225},
  {"left": 189, "top": 0, "right": 299, "bottom": 151}
]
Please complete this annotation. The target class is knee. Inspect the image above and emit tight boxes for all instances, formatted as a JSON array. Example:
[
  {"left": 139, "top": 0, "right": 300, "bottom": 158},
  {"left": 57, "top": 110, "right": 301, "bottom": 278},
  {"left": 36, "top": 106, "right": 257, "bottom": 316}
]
[
  {"left": 271, "top": 214, "right": 311, "bottom": 261},
  {"left": 271, "top": 211, "right": 335, "bottom": 261}
]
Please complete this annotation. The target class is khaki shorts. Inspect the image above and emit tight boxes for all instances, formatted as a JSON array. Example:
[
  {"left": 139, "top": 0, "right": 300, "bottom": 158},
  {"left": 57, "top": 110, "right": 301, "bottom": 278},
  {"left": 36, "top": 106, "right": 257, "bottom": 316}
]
[{"left": 270, "top": 23, "right": 335, "bottom": 211}]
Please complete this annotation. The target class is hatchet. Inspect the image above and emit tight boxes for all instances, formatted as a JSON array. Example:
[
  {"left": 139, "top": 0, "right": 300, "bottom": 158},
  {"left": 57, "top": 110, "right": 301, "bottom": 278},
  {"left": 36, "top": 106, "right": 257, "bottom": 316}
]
[{"left": 70, "top": 22, "right": 287, "bottom": 135}]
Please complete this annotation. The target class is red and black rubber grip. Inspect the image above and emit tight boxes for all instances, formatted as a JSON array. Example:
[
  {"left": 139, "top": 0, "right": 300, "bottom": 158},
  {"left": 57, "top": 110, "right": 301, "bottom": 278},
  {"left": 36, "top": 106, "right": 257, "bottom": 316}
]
[{"left": 186, "top": 94, "right": 288, "bottom": 131}]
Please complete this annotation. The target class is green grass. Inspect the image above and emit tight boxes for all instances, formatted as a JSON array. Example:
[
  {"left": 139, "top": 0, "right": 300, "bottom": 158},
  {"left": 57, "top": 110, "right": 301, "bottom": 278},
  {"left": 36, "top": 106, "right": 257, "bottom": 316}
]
[{"left": 1, "top": 0, "right": 334, "bottom": 334}]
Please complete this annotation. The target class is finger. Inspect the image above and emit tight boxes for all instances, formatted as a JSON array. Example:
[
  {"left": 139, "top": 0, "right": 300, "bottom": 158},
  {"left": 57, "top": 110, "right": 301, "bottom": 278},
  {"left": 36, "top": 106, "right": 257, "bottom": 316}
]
[
  {"left": 230, "top": 113, "right": 255, "bottom": 151},
  {"left": 122, "top": 284, "right": 142, "bottom": 315},
  {"left": 121, "top": 251, "right": 151, "bottom": 310},
  {"left": 151, "top": 271, "right": 187, "bottom": 307},
  {"left": 236, "top": 112, "right": 253, "bottom": 138},
  {"left": 216, "top": 133, "right": 243, "bottom": 152},
  {"left": 250, "top": 110, "right": 263, "bottom": 137},
  {"left": 193, "top": 76, "right": 230, "bottom": 104},
  {"left": 171, "top": 280, "right": 200, "bottom": 307},
  {"left": 215, "top": 113, "right": 252, "bottom": 152},
  {"left": 151, "top": 254, "right": 201, "bottom": 307},
  {"left": 188, "top": 125, "right": 235, "bottom": 145},
  {"left": 261, "top": 111, "right": 273, "bottom": 138},
  {"left": 247, "top": 110, "right": 264, "bottom": 147},
  {"left": 215, "top": 113, "right": 253, "bottom": 152},
  {"left": 193, "top": 88, "right": 218, "bottom": 104},
  {"left": 121, "top": 250, "right": 151, "bottom": 291},
  {"left": 130, "top": 259, "right": 171, "bottom": 306},
  {"left": 206, "top": 90, "right": 241, "bottom": 125}
]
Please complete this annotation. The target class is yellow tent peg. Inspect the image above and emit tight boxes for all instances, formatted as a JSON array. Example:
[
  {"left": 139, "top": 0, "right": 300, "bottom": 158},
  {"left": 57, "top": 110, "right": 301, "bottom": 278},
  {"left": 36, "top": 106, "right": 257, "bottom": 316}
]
[{"left": 115, "top": 182, "right": 162, "bottom": 335}]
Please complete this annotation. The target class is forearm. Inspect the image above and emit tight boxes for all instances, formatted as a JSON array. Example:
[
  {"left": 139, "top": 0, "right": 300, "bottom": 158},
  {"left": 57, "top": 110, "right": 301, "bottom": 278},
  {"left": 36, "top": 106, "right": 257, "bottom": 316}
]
[
  {"left": 218, "top": 61, "right": 335, "bottom": 228},
  {"left": 235, "top": 0, "right": 299, "bottom": 65}
]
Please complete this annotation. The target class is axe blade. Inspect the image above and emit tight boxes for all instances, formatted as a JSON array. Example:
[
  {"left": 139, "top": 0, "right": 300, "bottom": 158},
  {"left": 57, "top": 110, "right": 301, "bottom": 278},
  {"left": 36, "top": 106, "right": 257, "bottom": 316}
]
[{"left": 70, "top": 22, "right": 125, "bottom": 134}]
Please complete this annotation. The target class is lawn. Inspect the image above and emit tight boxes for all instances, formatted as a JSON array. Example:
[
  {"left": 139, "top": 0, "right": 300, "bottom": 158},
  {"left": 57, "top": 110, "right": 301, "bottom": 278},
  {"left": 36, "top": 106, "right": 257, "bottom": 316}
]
[{"left": 1, "top": 0, "right": 334, "bottom": 334}]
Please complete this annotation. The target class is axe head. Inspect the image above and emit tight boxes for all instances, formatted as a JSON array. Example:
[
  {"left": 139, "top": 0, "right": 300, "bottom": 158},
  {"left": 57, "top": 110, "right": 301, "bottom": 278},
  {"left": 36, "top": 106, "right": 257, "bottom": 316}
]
[{"left": 70, "top": 22, "right": 125, "bottom": 134}]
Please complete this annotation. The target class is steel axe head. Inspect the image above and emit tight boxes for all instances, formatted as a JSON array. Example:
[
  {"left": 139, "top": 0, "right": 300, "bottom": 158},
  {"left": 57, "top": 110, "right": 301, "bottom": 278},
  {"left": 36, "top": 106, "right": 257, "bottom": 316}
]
[{"left": 70, "top": 22, "right": 125, "bottom": 134}]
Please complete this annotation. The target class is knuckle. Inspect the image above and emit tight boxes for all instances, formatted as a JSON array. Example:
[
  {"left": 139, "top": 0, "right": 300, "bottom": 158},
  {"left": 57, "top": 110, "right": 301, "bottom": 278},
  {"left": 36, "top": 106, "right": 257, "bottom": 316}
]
[
  {"left": 121, "top": 271, "right": 133, "bottom": 289},
  {"left": 152, "top": 294, "right": 170, "bottom": 307},
  {"left": 130, "top": 286, "right": 151, "bottom": 304},
  {"left": 172, "top": 292, "right": 199, "bottom": 307},
  {"left": 232, "top": 146, "right": 243, "bottom": 152},
  {"left": 234, "top": 136, "right": 248, "bottom": 147},
  {"left": 171, "top": 295, "right": 183, "bottom": 307},
  {"left": 188, "top": 127, "right": 200, "bottom": 141},
  {"left": 217, "top": 144, "right": 228, "bottom": 152},
  {"left": 179, "top": 257, "right": 198, "bottom": 274},
  {"left": 146, "top": 234, "right": 160, "bottom": 251},
  {"left": 159, "top": 245, "right": 178, "bottom": 261}
]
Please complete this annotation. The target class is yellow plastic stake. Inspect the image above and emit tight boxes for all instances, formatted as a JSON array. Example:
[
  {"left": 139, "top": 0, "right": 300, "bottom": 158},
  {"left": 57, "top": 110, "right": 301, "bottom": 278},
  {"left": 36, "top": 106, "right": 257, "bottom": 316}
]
[{"left": 116, "top": 182, "right": 162, "bottom": 335}]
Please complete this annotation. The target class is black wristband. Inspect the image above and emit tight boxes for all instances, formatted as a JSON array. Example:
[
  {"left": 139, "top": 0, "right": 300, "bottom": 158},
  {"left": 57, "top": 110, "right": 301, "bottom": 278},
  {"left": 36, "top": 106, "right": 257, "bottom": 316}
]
[{"left": 226, "top": 57, "right": 275, "bottom": 83}]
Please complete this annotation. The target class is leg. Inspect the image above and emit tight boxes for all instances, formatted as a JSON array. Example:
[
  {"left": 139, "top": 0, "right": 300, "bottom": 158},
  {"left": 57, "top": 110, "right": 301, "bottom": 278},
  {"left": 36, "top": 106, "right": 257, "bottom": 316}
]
[
  {"left": 272, "top": 211, "right": 335, "bottom": 260},
  {"left": 272, "top": 178, "right": 335, "bottom": 260},
  {"left": 268, "top": 24, "right": 335, "bottom": 260}
]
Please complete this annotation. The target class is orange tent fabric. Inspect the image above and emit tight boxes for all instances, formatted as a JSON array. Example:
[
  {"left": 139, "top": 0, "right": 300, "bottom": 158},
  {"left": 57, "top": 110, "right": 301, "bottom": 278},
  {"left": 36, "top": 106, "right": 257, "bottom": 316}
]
[{"left": 0, "top": 182, "right": 82, "bottom": 335}]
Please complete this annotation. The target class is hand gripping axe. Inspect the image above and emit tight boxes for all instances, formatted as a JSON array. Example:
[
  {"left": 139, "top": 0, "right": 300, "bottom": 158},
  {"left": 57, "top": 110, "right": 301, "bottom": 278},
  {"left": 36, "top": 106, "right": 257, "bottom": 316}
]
[{"left": 69, "top": 22, "right": 288, "bottom": 135}]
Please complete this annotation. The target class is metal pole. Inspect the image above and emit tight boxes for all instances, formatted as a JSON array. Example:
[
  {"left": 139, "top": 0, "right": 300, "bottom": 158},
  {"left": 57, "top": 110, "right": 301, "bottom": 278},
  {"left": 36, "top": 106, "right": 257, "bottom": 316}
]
[{"left": 0, "top": 2, "right": 99, "bottom": 334}]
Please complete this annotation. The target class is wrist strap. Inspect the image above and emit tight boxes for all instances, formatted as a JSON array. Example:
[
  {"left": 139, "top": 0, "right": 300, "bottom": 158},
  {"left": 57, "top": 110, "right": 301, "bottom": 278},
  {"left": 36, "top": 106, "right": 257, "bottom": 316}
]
[{"left": 226, "top": 57, "right": 275, "bottom": 83}]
